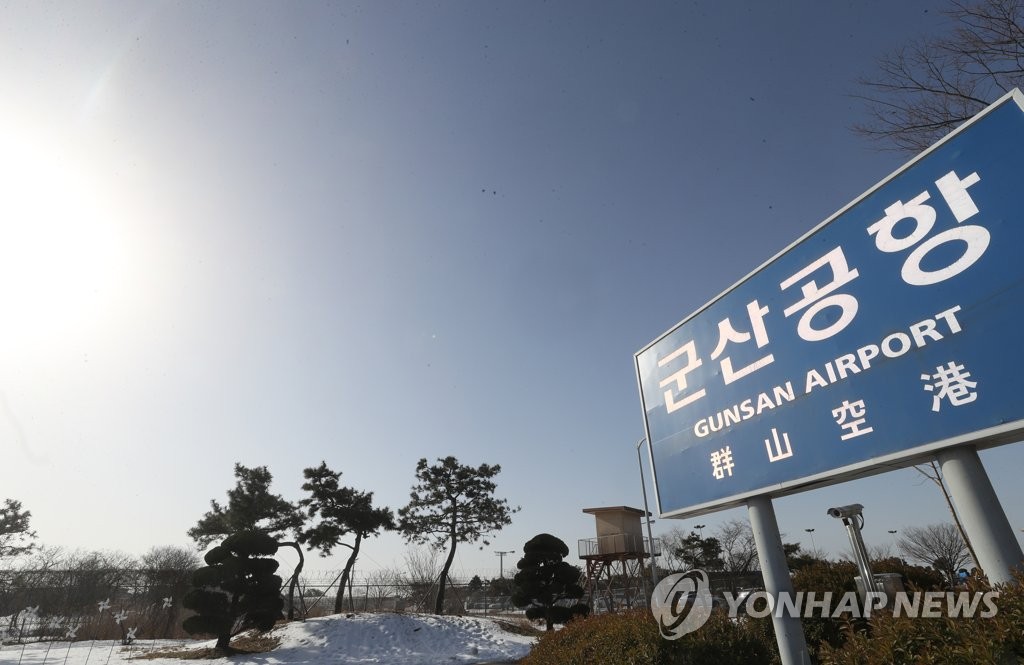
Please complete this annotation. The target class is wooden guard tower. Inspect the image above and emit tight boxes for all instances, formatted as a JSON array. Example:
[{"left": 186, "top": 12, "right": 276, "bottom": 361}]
[{"left": 578, "top": 506, "right": 661, "bottom": 613}]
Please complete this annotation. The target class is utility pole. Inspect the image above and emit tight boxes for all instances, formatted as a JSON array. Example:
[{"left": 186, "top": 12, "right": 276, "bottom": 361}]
[{"left": 495, "top": 550, "right": 515, "bottom": 578}]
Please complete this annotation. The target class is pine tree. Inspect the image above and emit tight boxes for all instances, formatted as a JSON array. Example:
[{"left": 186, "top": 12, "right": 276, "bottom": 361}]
[
  {"left": 397, "top": 457, "right": 518, "bottom": 614},
  {"left": 510, "top": 533, "right": 588, "bottom": 630},
  {"left": 674, "top": 531, "right": 725, "bottom": 571},
  {"left": 0, "top": 499, "right": 36, "bottom": 559},
  {"left": 182, "top": 532, "right": 284, "bottom": 652},
  {"left": 188, "top": 463, "right": 303, "bottom": 548},
  {"left": 297, "top": 461, "right": 394, "bottom": 613}
]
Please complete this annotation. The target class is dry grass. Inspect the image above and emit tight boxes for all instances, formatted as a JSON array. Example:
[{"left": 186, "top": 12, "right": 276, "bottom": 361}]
[
  {"left": 135, "top": 633, "right": 280, "bottom": 660},
  {"left": 491, "top": 617, "right": 544, "bottom": 638}
]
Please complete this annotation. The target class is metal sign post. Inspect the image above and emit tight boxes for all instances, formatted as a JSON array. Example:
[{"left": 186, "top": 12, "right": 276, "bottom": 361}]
[
  {"left": 937, "top": 445, "right": 1023, "bottom": 584},
  {"left": 748, "top": 496, "right": 810, "bottom": 665}
]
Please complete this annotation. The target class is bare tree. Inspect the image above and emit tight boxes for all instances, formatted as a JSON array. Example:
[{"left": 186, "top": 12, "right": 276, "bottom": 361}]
[
  {"left": 897, "top": 523, "right": 973, "bottom": 585},
  {"left": 64, "top": 549, "right": 142, "bottom": 609},
  {"left": 854, "top": 0, "right": 1024, "bottom": 152},
  {"left": 912, "top": 461, "right": 981, "bottom": 574},
  {"left": 140, "top": 545, "right": 200, "bottom": 571},
  {"left": 363, "top": 568, "right": 400, "bottom": 611},
  {"left": 403, "top": 546, "right": 441, "bottom": 584},
  {"left": 3, "top": 547, "right": 142, "bottom": 622},
  {"left": 139, "top": 545, "right": 200, "bottom": 601},
  {"left": 840, "top": 542, "right": 894, "bottom": 563},
  {"left": 0, "top": 545, "right": 67, "bottom": 619},
  {"left": 401, "top": 546, "right": 441, "bottom": 611},
  {"left": 868, "top": 543, "right": 894, "bottom": 561},
  {"left": 716, "top": 519, "right": 759, "bottom": 589},
  {"left": 657, "top": 526, "right": 689, "bottom": 572}
]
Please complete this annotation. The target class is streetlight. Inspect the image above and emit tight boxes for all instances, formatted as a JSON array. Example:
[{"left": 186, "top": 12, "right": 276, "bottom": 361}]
[
  {"left": 889, "top": 530, "right": 902, "bottom": 562},
  {"left": 804, "top": 528, "right": 816, "bottom": 553},
  {"left": 494, "top": 550, "right": 515, "bottom": 578},
  {"left": 636, "top": 437, "right": 659, "bottom": 587},
  {"left": 693, "top": 524, "right": 706, "bottom": 539}
]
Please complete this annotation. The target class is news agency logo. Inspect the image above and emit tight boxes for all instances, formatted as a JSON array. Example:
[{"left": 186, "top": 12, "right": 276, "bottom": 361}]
[
  {"left": 649, "top": 569, "right": 714, "bottom": 639},
  {"left": 650, "top": 568, "right": 1000, "bottom": 640}
]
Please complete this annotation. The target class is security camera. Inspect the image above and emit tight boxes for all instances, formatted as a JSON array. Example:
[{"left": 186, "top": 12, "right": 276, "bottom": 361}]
[{"left": 826, "top": 504, "right": 864, "bottom": 519}]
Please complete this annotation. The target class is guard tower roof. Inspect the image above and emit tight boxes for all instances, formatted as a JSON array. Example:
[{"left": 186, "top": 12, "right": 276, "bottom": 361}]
[{"left": 582, "top": 506, "right": 650, "bottom": 517}]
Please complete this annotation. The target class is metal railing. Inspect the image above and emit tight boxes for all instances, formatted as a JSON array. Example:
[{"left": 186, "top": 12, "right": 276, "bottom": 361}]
[{"left": 578, "top": 534, "right": 661, "bottom": 558}]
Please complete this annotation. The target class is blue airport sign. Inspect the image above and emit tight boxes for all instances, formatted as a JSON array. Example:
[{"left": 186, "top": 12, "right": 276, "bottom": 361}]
[{"left": 635, "top": 90, "right": 1024, "bottom": 518}]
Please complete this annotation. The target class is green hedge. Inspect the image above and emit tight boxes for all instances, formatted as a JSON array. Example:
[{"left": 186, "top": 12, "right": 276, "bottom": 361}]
[{"left": 520, "top": 573, "right": 1024, "bottom": 665}]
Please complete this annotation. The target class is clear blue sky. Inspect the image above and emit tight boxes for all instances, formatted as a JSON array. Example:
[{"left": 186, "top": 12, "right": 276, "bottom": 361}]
[{"left": 0, "top": 1, "right": 1020, "bottom": 579}]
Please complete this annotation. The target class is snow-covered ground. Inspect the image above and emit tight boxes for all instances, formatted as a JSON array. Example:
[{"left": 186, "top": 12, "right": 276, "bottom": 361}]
[{"left": 0, "top": 614, "right": 536, "bottom": 664}]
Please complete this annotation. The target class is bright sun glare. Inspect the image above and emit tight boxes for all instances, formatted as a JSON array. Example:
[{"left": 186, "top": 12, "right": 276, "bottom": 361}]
[{"left": 0, "top": 128, "right": 126, "bottom": 360}]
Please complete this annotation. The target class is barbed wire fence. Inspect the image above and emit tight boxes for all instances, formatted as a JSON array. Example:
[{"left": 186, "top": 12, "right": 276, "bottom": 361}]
[
  {"left": 294, "top": 570, "right": 520, "bottom": 618},
  {"left": 0, "top": 564, "right": 526, "bottom": 649},
  {"left": 0, "top": 567, "right": 192, "bottom": 643}
]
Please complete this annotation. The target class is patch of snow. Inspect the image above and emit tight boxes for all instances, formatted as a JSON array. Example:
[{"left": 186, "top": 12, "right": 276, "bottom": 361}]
[{"left": 0, "top": 613, "right": 536, "bottom": 665}]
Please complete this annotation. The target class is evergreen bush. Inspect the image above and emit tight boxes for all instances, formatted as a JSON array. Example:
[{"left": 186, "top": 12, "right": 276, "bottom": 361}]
[
  {"left": 520, "top": 609, "right": 778, "bottom": 665},
  {"left": 181, "top": 531, "right": 284, "bottom": 651},
  {"left": 511, "top": 533, "right": 588, "bottom": 630},
  {"left": 819, "top": 573, "right": 1024, "bottom": 665}
]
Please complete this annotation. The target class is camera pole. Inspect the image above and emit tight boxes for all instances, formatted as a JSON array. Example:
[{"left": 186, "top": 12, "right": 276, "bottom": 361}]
[{"left": 827, "top": 504, "right": 876, "bottom": 599}]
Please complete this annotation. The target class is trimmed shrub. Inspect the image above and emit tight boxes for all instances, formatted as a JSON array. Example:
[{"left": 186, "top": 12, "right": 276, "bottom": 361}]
[
  {"left": 522, "top": 568, "right": 1024, "bottom": 664},
  {"left": 520, "top": 610, "right": 662, "bottom": 665},
  {"left": 511, "top": 534, "right": 588, "bottom": 631},
  {"left": 791, "top": 560, "right": 861, "bottom": 659},
  {"left": 520, "top": 609, "right": 778, "bottom": 665},
  {"left": 819, "top": 573, "right": 1024, "bottom": 665},
  {"left": 182, "top": 532, "right": 283, "bottom": 651},
  {"left": 791, "top": 557, "right": 950, "bottom": 660}
]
